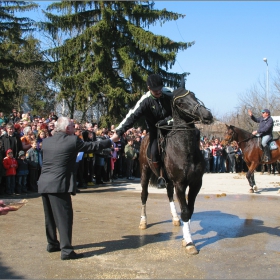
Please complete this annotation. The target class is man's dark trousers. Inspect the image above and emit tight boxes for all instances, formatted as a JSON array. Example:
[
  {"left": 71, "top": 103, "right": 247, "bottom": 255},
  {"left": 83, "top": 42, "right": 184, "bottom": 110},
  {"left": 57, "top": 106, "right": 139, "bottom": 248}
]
[{"left": 41, "top": 193, "right": 73, "bottom": 256}]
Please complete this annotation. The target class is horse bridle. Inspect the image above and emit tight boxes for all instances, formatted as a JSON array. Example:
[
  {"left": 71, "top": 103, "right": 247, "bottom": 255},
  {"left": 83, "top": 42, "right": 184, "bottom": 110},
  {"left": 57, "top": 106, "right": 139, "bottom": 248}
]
[
  {"left": 173, "top": 90, "right": 208, "bottom": 122},
  {"left": 227, "top": 126, "right": 254, "bottom": 145},
  {"left": 158, "top": 90, "right": 210, "bottom": 132}
]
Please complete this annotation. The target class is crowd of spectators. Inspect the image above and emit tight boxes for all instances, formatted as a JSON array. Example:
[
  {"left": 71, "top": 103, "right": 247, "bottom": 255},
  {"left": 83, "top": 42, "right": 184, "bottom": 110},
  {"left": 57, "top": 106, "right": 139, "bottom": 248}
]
[
  {"left": 1, "top": 108, "right": 277, "bottom": 197},
  {"left": 200, "top": 136, "right": 246, "bottom": 173},
  {"left": 0, "top": 109, "right": 143, "bottom": 196}
]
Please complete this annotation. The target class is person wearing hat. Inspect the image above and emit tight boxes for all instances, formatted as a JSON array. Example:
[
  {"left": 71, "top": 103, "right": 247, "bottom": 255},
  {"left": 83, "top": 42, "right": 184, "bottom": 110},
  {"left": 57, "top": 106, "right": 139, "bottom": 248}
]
[
  {"left": 248, "top": 108, "right": 274, "bottom": 162},
  {"left": 115, "top": 74, "right": 173, "bottom": 188},
  {"left": 3, "top": 149, "right": 18, "bottom": 195}
]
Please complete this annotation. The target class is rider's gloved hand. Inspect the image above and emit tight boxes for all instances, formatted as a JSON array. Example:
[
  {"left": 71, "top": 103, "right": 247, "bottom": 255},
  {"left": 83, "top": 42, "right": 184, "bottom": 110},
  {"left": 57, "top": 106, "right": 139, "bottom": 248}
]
[
  {"left": 156, "top": 119, "right": 167, "bottom": 126},
  {"left": 156, "top": 116, "right": 173, "bottom": 127},
  {"left": 167, "top": 118, "right": 173, "bottom": 125}
]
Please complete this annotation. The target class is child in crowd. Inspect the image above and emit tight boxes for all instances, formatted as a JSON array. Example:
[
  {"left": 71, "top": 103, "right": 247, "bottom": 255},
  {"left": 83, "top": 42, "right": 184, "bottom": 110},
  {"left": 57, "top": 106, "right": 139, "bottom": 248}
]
[
  {"left": 26, "top": 141, "right": 41, "bottom": 192},
  {"left": 124, "top": 137, "right": 137, "bottom": 180},
  {"left": 3, "top": 149, "right": 18, "bottom": 195},
  {"left": 16, "top": 150, "right": 29, "bottom": 194},
  {"left": 36, "top": 129, "right": 46, "bottom": 150}
]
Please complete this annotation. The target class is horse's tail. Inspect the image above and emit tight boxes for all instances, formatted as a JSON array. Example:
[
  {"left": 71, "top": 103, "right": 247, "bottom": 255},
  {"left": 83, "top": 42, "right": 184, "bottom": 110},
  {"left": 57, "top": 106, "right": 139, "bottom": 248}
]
[{"left": 149, "top": 172, "right": 158, "bottom": 187}]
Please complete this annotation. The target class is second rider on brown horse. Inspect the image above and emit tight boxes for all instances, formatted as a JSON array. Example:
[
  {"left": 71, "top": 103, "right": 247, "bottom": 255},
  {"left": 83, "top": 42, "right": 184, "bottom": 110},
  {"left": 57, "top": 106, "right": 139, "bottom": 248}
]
[{"left": 248, "top": 108, "right": 274, "bottom": 162}]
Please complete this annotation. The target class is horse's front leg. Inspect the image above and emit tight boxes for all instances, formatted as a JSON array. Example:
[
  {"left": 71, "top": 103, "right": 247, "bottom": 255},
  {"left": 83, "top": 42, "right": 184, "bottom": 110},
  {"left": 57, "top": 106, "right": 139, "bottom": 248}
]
[
  {"left": 167, "top": 182, "right": 180, "bottom": 226},
  {"left": 175, "top": 184, "right": 199, "bottom": 255},
  {"left": 246, "top": 164, "right": 258, "bottom": 193},
  {"left": 139, "top": 165, "right": 151, "bottom": 230}
]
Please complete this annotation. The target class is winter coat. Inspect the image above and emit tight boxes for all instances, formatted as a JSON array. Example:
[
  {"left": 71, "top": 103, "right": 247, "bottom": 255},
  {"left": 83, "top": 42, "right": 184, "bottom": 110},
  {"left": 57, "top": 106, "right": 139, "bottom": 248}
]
[
  {"left": 26, "top": 147, "right": 41, "bottom": 169},
  {"left": 250, "top": 115, "right": 273, "bottom": 136},
  {"left": 125, "top": 144, "right": 137, "bottom": 160},
  {"left": 116, "top": 91, "right": 172, "bottom": 137},
  {"left": 17, "top": 158, "right": 29, "bottom": 176},
  {"left": 3, "top": 156, "right": 18, "bottom": 176},
  {"left": 1, "top": 133, "right": 23, "bottom": 159}
]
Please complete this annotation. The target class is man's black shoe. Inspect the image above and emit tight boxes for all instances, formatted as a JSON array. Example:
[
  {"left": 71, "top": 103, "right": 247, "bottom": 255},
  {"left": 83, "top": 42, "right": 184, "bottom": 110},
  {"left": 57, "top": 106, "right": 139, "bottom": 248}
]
[
  {"left": 47, "top": 246, "right": 61, "bottom": 253},
  {"left": 61, "top": 251, "right": 84, "bottom": 260}
]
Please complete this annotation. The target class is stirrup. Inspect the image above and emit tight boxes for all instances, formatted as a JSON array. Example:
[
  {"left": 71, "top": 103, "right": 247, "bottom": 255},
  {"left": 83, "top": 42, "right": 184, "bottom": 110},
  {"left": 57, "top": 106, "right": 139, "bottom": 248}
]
[{"left": 157, "top": 176, "right": 167, "bottom": 189}]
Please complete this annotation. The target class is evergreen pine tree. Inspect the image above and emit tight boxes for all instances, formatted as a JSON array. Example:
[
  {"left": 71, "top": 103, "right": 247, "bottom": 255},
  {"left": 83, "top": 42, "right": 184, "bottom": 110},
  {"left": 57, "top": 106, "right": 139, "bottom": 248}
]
[
  {"left": 41, "top": 1, "right": 194, "bottom": 124},
  {"left": 0, "top": 1, "right": 38, "bottom": 112}
]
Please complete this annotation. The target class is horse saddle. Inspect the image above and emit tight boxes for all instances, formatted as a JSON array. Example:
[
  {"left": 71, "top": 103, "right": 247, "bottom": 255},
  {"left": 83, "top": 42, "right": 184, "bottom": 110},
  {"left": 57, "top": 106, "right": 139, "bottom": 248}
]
[
  {"left": 146, "top": 128, "right": 167, "bottom": 162},
  {"left": 257, "top": 136, "right": 278, "bottom": 151}
]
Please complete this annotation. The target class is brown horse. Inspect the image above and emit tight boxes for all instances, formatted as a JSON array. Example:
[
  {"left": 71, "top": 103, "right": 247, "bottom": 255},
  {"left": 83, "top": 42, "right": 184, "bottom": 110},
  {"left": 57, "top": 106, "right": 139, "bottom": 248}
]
[
  {"left": 139, "top": 87, "right": 213, "bottom": 255},
  {"left": 222, "top": 124, "right": 280, "bottom": 193}
]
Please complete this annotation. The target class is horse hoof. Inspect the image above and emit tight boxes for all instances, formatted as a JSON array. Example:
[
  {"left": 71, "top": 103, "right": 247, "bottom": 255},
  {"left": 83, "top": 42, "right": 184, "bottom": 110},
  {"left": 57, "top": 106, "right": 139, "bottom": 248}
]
[
  {"left": 249, "top": 188, "right": 254, "bottom": 193},
  {"left": 185, "top": 242, "right": 199, "bottom": 255},
  {"left": 253, "top": 185, "right": 258, "bottom": 191},
  {"left": 139, "top": 222, "right": 147, "bottom": 230},
  {"left": 173, "top": 219, "right": 181, "bottom": 226}
]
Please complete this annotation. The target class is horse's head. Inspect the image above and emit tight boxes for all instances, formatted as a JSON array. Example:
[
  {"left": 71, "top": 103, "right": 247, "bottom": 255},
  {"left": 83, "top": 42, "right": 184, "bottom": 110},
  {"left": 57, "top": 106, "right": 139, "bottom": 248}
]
[
  {"left": 221, "top": 124, "right": 237, "bottom": 146},
  {"left": 172, "top": 88, "right": 213, "bottom": 124},
  {"left": 221, "top": 124, "right": 253, "bottom": 146}
]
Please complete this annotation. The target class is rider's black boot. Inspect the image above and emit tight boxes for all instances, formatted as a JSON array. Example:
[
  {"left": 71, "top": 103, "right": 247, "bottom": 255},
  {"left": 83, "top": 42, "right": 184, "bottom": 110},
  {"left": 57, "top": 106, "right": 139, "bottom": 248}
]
[
  {"left": 152, "top": 162, "right": 167, "bottom": 189},
  {"left": 263, "top": 145, "right": 271, "bottom": 163}
]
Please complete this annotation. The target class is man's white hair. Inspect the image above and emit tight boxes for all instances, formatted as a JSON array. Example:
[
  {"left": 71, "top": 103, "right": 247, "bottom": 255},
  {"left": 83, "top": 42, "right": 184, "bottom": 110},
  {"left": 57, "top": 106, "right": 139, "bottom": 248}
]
[
  {"left": 23, "top": 126, "right": 32, "bottom": 136},
  {"left": 86, "top": 123, "right": 93, "bottom": 129},
  {"left": 56, "top": 117, "right": 70, "bottom": 132}
]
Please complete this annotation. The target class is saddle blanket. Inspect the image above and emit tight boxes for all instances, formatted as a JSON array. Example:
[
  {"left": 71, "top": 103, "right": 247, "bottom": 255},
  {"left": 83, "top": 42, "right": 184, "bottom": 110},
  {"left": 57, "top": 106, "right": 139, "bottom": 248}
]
[{"left": 269, "top": 141, "right": 278, "bottom": 150}]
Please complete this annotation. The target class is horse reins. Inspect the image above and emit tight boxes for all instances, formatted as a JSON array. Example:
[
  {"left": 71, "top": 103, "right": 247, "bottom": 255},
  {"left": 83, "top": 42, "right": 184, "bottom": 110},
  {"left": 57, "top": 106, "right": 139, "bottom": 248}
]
[
  {"left": 230, "top": 127, "right": 254, "bottom": 145},
  {"left": 157, "top": 90, "right": 208, "bottom": 132}
]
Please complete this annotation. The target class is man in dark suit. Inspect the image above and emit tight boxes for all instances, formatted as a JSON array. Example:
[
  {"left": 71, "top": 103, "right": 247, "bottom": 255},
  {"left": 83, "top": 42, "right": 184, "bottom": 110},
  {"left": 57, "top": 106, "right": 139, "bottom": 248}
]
[
  {"left": 1, "top": 123, "right": 23, "bottom": 158},
  {"left": 38, "top": 117, "right": 118, "bottom": 260}
]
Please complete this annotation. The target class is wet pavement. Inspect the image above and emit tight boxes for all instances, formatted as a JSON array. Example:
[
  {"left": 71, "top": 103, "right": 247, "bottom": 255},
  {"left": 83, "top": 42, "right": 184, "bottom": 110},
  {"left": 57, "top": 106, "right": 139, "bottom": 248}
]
[{"left": 1, "top": 172, "right": 280, "bottom": 279}]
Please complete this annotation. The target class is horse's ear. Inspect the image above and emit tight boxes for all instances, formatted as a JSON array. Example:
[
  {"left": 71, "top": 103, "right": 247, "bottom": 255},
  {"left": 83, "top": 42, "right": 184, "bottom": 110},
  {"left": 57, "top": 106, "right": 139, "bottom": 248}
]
[{"left": 225, "top": 124, "right": 230, "bottom": 129}]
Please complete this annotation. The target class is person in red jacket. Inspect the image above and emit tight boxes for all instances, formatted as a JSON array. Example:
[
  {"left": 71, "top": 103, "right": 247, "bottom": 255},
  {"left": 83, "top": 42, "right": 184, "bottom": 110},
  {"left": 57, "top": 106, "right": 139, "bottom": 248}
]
[{"left": 3, "top": 149, "right": 18, "bottom": 195}]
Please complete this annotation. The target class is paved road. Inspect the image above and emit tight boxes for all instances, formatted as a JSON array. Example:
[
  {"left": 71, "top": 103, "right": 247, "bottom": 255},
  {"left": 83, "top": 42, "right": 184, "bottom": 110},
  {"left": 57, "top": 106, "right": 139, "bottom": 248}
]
[
  {"left": 127, "top": 171, "right": 280, "bottom": 196},
  {"left": 1, "top": 172, "right": 280, "bottom": 279}
]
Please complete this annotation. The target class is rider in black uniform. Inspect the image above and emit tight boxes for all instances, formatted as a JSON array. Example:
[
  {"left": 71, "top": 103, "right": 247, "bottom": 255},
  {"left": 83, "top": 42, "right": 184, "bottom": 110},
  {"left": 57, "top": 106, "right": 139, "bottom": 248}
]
[{"left": 116, "top": 74, "right": 173, "bottom": 188}]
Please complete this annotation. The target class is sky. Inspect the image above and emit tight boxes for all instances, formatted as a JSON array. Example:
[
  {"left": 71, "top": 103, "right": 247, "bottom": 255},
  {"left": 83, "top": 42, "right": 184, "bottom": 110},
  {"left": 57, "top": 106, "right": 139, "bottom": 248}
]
[{"left": 28, "top": 1, "right": 280, "bottom": 117}]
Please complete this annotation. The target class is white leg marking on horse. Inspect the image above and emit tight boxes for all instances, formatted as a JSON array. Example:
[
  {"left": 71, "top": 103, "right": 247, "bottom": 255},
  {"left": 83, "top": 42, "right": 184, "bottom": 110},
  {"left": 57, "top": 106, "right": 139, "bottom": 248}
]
[
  {"left": 182, "top": 220, "right": 199, "bottom": 254},
  {"left": 140, "top": 216, "right": 147, "bottom": 222},
  {"left": 183, "top": 220, "right": 193, "bottom": 244},
  {"left": 141, "top": 204, "right": 146, "bottom": 217},
  {"left": 170, "top": 201, "right": 180, "bottom": 225},
  {"left": 170, "top": 201, "right": 178, "bottom": 218},
  {"left": 139, "top": 205, "right": 147, "bottom": 229}
]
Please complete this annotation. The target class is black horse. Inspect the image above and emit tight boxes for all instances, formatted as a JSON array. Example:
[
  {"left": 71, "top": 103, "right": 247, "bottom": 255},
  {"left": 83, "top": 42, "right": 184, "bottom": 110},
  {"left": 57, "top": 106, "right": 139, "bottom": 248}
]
[{"left": 139, "top": 88, "right": 213, "bottom": 255}]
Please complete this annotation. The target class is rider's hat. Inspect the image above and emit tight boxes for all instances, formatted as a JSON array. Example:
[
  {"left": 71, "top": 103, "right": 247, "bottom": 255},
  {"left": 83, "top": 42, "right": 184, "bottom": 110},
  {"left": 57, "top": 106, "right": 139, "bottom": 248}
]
[
  {"left": 147, "top": 74, "right": 163, "bottom": 91},
  {"left": 261, "top": 109, "right": 270, "bottom": 114}
]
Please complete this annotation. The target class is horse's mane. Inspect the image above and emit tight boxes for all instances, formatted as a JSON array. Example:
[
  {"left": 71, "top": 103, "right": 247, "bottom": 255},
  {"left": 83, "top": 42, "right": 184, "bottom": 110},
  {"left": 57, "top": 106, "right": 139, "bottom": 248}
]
[
  {"left": 229, "top": 124, "right": 252, "bottom": 138},
  {"left": 172, "top": 87, "right": 189, "bottom": 99}
]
